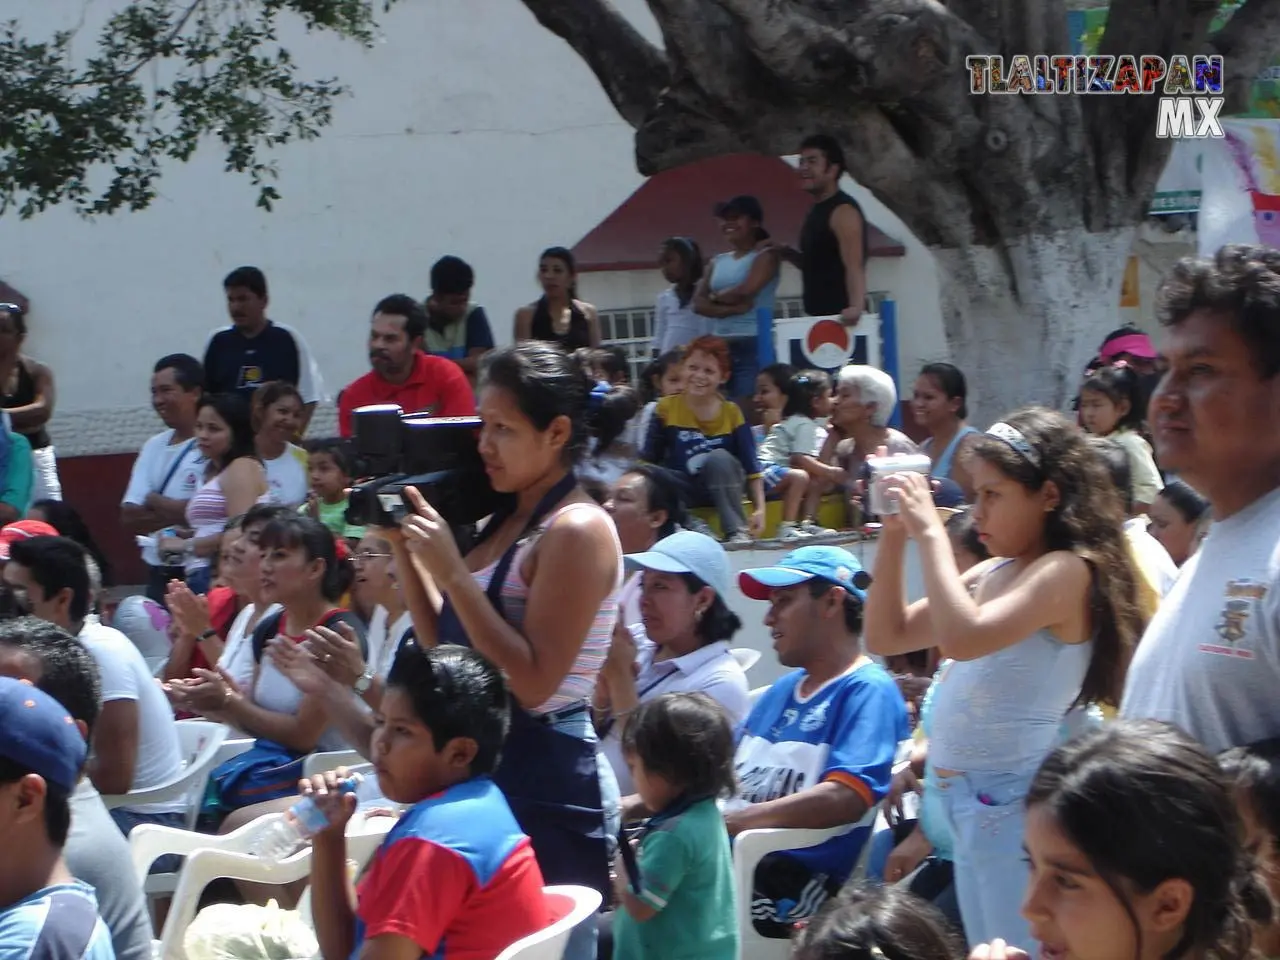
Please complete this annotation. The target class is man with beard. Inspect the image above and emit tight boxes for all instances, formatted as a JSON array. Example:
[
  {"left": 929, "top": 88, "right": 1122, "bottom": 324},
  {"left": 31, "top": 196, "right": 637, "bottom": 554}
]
[
  {"left": 772, "top": 135, "right": 868, "bottom": 325},
  {"left": 337, "top": 294, "right": 475, "bottom": 437}
]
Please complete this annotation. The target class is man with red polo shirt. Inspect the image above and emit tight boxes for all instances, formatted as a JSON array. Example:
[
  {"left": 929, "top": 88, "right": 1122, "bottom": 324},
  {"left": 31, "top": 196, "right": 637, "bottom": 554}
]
[{"left": 338, "top": 295, "right": 476, "bottom": 437}]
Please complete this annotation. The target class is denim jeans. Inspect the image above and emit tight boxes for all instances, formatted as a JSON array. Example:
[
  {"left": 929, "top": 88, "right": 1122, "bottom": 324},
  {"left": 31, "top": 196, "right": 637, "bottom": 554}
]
[
  {"left": 110, "top": 808, "right": 187, "bottom": 873},
  {"left": 725, "top": 337, "right": 759, "bottom": 402},
  {"left": 935, "top": 768, "right": 1036, "bottom": 952}
]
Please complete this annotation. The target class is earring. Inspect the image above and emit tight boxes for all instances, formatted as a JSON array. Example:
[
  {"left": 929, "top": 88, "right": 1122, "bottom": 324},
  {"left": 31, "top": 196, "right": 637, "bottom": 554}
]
[{"left": 694, "top": 607, "right": 705, "bottom": 622}]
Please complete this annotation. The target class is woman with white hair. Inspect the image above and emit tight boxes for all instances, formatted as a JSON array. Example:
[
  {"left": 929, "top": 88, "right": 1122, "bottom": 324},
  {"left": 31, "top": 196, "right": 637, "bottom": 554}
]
[{"left": 817, "top": 364, "right": 919, "bottom": 521}]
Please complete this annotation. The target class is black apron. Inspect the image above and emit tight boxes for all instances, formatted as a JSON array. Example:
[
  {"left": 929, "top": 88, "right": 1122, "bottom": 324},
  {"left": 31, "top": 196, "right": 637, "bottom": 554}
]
[{"left": 435, "top": 472, "right": 612, "bottom": 897}]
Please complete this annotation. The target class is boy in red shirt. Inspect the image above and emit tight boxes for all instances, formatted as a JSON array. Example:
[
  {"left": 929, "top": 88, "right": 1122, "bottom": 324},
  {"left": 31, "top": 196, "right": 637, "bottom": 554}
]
[{"left": 303, "top": 643, "right": 547, "bottom": 960}]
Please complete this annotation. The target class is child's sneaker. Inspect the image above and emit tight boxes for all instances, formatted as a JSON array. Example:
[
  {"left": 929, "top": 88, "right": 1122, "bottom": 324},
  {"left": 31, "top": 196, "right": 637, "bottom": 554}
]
[
  {"left": 776, "top": 521, "right": 812, "bottom": 542},
  {"left": 799, "top": 519, "right": 838, "bottom": 538},
  {"left": 724, "top": 529, "right": 755, "bottom": 546}
]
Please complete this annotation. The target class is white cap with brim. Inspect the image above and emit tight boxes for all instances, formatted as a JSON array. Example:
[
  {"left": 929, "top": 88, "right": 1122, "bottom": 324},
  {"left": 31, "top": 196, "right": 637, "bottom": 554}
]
[{"left": 624, "top": 529, "right": 731, "bottom": 599}]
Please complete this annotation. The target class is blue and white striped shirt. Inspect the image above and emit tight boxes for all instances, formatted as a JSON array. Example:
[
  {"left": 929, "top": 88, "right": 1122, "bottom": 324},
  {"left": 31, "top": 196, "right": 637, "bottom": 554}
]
[{"left": 0, "top": 882, "right": 115, "bottom": 960}]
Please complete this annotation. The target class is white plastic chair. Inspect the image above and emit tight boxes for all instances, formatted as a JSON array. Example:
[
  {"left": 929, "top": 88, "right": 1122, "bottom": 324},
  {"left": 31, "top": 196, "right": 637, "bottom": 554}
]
[
  {"left": 730, "top": 647, "right": 762, "bottom": 673},
  {"left": 101, "top": 720, "right": 230, "bottom": 829},
  {"left": 495, "top": 885, "right": 603, "bottom": 960},
  {"left": 733, "top": 804, "right": 879, "bottom": 960},
  {"left": 302, "top": 748, "right": 365, "bottom": 778},
  {"left": 141, "top": 812, "right": 396, "bottom": 960}
]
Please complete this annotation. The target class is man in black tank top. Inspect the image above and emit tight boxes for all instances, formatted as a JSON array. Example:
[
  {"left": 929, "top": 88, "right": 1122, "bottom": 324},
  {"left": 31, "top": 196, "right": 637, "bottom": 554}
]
[{"left": 776, "top": 135, "right": 868, "bottom": 324}]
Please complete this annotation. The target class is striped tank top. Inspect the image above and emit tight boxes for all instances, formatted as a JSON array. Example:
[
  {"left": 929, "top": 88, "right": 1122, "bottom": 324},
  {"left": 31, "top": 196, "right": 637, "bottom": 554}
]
[
  {"left": 184, "top": 475, "right": 229, "bottom": 572},
  {"left": 471, "top": 502, "right": 621, "bottom": 715}
]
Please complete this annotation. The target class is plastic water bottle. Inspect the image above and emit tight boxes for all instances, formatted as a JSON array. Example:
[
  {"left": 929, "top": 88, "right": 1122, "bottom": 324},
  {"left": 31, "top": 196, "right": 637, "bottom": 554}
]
[{"left": 254, "top": 774, "right": 363, "bottom": 860}]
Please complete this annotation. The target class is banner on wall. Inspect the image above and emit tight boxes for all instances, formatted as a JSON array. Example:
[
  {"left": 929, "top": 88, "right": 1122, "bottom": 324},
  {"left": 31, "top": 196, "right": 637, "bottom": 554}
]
[{"left": 1197, "top": 118, "right": 1280, "bottom": 255}]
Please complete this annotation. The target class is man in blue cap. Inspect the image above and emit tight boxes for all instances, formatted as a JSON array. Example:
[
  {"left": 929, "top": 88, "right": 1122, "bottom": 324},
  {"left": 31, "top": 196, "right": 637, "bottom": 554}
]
[
  {"left": 0, "top": 675, "right": 114, "bottom": 958},
  {"left": 726, "top": 545, "right": 908, "bottom": 938}
]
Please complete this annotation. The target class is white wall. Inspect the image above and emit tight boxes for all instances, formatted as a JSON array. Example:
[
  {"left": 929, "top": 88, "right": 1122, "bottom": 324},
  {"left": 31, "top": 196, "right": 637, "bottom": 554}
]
[{"left": 0, "top": 0, "right": 661, "bottom": 454}]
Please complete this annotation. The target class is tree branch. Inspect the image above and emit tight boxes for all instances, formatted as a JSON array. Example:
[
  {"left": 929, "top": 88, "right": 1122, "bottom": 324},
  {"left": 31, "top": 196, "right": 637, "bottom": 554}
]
[
  {"left": 517, "top": 0, "right": 669, "bottom": 129},
  {"left": 1210, "top": 0, "right": 1280, "bottom": 114}
]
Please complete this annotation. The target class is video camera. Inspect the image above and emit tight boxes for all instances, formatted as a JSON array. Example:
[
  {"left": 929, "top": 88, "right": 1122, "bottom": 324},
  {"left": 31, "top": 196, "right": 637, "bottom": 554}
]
[{"left": 344, "top": 405, "right": 507, "bottom": 531}]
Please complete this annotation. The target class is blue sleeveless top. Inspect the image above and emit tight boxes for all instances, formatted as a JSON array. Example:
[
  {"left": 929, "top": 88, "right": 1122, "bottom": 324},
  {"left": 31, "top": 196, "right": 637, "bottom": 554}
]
[
  {"left": 923, "top": 425, "right": 979, "bottom": 483},
  {"left": 707, "top": 250, "right": 779, "bottom": 339}
]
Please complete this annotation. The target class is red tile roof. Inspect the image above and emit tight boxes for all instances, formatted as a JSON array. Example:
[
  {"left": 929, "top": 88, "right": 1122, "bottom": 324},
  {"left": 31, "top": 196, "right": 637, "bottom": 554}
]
[{"left": 572, "top": 154, "right": 905, "bottom": 273}]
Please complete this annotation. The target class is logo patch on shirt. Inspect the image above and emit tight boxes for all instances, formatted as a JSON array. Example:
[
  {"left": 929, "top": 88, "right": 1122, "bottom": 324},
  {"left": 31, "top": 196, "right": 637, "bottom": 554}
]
[
  {"left": 1199, "top": 579, "right": 1267, "bottom": 659},
  {"left": 238, "top": 364, "right": 264, "bottom": 389},
  {"left": 799, "top": 700, "right": 830, "bottom": 732},
  {"left": 770, "top": 708, "right": 800, "bottom": 738}
]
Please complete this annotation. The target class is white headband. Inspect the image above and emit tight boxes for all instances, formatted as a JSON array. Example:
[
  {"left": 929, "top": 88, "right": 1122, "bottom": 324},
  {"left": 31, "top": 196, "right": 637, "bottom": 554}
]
[{"left": 986, "top": 422, "right": 1042, "bottom": 469}]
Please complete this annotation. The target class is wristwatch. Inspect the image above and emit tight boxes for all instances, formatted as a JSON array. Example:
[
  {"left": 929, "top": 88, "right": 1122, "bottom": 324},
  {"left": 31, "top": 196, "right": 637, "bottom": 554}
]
[{"left": 353, "top": 668, "right": 375, "bottom": 695}]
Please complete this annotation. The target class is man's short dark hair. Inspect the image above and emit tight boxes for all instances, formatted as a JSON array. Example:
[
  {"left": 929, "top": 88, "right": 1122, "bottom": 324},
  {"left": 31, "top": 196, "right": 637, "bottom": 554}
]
[
  {"left": 799, "top": 134, "right": 846, "bottom": 174},
  {"left": 0, "top": 756, "right": 71, "bottom": 846},
  {"left": 222, "top": 266, "right": 268, "bottom": 300},
  {"left": 386, "top": 643, "right": 510, "bottom": 776},
  {"left": 431, "top": 256, "right": 475, "bottom": 297},
  {"left": 154, "top": 353, "right": 205, "bottom": 392},
  {"left": 0, "top": 616, "right": 100, "bottom": 739},
  {"left": 8, "top": 537, "right": 91, "bottom": 624},
  {"left": 373, "top": 294, "right": 428, "bottom": 342},
  {"left": 1156, "top": 243, "right": 1280, "bottom": 379},
  {"left": 807, "top": 578, "right": 864, "bottom": 635}
]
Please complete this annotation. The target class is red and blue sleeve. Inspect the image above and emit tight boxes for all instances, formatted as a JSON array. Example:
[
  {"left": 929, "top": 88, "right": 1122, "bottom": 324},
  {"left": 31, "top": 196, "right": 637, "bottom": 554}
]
[{"left": 358, "top": 837, "right": 476, "bottom": 951}]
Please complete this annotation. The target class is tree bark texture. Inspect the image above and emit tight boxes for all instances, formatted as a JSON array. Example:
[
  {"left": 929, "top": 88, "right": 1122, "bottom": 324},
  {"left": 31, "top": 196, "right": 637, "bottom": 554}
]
[{"left": 517, "top": 0, "right": 1280, "bottom": 421}]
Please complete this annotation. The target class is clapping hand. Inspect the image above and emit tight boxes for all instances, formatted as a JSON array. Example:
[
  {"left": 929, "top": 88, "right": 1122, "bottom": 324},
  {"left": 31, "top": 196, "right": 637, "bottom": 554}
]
[{"left": 166, "top": 581, "right": 212, "bottom": 639}]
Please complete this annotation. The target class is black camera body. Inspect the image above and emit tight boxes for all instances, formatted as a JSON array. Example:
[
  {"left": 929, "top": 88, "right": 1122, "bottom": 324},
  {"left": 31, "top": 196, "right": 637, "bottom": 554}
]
[{"left": 345, "top": 405, "right": 506, "bottom": 530}]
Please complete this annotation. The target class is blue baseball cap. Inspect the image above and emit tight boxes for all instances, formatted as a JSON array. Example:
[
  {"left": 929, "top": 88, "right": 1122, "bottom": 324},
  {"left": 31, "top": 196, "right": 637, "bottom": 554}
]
[
  {"left": 625, "top": 530, "right": 731, "bottom": 599},
  {"left": 0, "top": 676, "right": 86, "bottom": 793},
  {"left": 739, "top": 545, "right": 871, "bottom": 602}
]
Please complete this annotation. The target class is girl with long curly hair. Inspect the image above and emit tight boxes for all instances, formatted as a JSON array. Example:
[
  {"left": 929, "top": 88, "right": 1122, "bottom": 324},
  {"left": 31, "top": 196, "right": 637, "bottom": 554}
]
[{"left": 865, "top": 406, "right": 1144, "bottom": 953}]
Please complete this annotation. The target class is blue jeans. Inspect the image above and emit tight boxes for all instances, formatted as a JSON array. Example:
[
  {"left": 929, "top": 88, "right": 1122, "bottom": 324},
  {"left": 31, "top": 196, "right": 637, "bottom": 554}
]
[
  {"left": 111, "top": 807, "right": 186, "bottom": 874},
  {"left": 725, "top": 337, "right": 759, "bottom": 402},
  {"left": 552, "top": 710, "right": 620, "bottom": 960},
  {"left": 935, "top": 769, "right": 1035, "bottom": 952}
]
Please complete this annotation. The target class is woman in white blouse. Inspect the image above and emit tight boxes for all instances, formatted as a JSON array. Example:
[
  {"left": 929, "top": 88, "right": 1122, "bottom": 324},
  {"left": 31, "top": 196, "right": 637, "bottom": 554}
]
[{"left": 593, "top": 528, "right": 750, "bottom": 794}]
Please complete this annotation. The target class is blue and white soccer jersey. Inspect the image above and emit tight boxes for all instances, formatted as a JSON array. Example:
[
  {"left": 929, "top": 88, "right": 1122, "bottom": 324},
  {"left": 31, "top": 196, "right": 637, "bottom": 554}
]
[{"left": 729, "top": 660, "right": 908, "bottom": 882}]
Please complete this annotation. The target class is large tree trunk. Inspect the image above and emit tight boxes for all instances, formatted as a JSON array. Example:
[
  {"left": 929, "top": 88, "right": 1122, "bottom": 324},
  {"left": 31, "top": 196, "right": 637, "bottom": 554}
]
[
  {"left": 517, "top": 0, "right": 1280, "bottom": 411},
  {"left": 933, "top": 227, "right": 1136, "bottom": 427}
]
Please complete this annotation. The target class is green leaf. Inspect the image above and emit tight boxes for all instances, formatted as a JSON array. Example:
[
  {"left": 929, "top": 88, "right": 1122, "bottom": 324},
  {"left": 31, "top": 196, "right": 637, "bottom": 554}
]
[{"left": 0, "top": 1, "right": 397, "bottom": 218}]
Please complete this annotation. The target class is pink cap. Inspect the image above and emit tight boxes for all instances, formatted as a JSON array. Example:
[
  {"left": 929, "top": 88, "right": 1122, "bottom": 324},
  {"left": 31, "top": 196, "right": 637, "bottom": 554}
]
[
  {"left": 1099, "top": 333, "right": 1157, "bottom": 361},
  {"left": 0, "top": 520, "right": 59, "bottom": 560}
]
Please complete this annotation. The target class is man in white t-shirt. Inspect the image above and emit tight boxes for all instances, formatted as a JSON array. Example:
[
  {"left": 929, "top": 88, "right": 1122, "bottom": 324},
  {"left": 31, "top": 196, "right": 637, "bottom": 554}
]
[
  {"left": 1120, "top": 244, "right": 1280, "bottom": 754},
  {"left": 120, "top": 353, "right": 208, "bottom": 603},
  {"left": 2, "top": 536, "right": 186, "bottom": 833}
]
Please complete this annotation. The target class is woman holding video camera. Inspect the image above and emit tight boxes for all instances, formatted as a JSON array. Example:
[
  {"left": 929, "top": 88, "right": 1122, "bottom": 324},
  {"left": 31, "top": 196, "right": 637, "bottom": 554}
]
[{"left": 394, "top": 341, "right": 622, "bottom": 960}]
